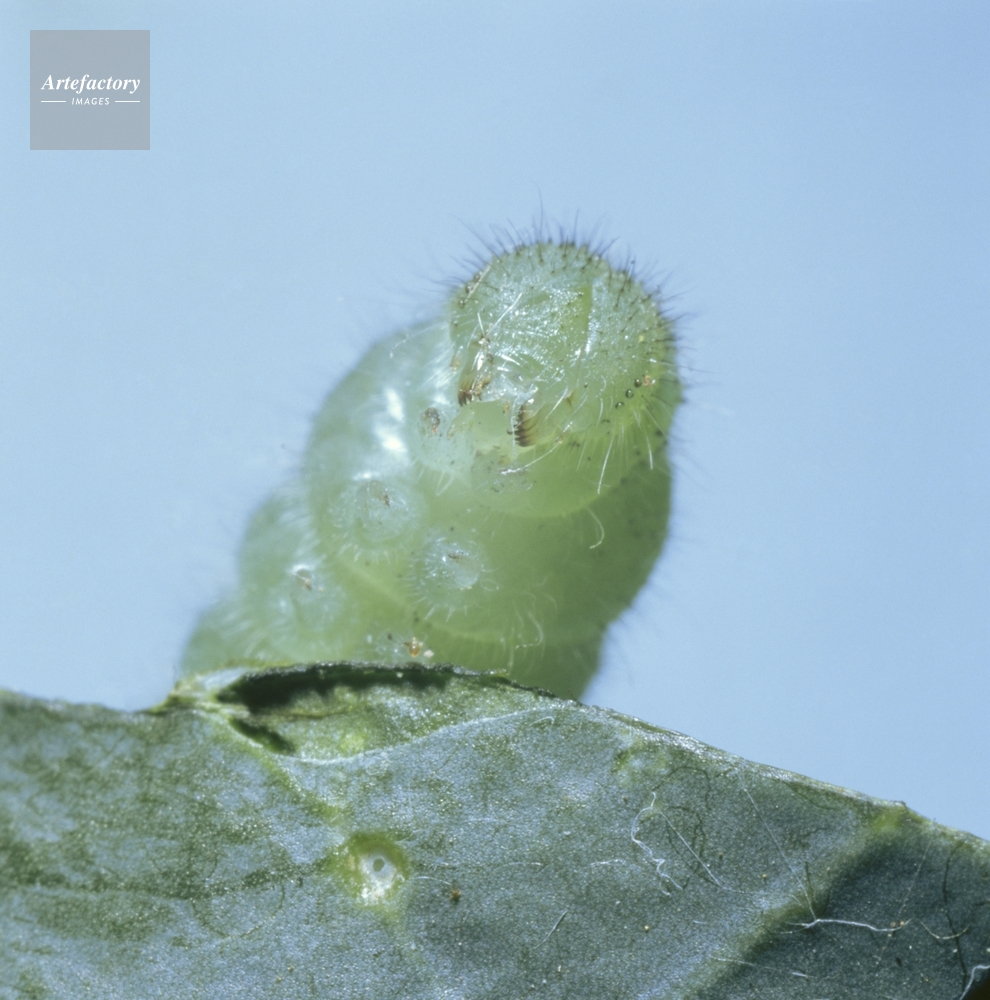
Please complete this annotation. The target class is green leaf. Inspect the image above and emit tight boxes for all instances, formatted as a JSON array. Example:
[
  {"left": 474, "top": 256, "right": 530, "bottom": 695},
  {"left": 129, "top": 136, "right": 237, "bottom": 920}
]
[{"left": 2, "top": 664, "right": 989, "bottom": 998}]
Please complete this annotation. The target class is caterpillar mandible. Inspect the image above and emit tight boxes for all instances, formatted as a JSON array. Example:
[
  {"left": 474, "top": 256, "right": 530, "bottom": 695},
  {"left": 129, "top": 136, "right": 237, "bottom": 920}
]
[{"left": 182, "top": 240, "right": 681, "bottom": 696}]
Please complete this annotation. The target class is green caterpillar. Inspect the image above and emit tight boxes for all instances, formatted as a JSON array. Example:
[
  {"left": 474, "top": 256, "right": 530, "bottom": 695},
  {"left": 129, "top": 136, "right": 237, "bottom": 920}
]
[{"left": 182, "top": 240, "right": 680, "bottom": 696}]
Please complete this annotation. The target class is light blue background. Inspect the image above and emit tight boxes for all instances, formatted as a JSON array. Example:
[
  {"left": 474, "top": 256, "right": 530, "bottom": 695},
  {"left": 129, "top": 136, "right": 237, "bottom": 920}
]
[{"left": 2, "top": 2, "right": 987, "bottom": 840}]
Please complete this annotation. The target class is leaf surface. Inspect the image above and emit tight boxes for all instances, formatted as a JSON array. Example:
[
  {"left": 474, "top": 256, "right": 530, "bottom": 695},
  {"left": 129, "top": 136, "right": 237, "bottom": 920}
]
[{"left": 2, "top": 664, "right": 988, "bottom": 998}]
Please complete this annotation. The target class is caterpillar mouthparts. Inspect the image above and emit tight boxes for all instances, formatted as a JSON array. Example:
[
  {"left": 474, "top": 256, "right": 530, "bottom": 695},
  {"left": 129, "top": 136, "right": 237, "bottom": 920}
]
[{"left": 182, "top": 240, "right": 681, "bottom": 696}]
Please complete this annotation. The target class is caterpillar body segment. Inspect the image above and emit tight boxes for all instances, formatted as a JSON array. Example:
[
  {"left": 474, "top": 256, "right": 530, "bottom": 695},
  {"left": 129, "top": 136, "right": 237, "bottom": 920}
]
[{"left": 182, "top": 242, "right": 680, "bottom": 696}]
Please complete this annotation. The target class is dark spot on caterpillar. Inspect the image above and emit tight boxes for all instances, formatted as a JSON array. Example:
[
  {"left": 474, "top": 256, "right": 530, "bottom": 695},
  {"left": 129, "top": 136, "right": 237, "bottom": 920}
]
[
  {"left": 420, "top": 408, "right": 441, "bottom": 434},
  {"left": 514, "top": 403, "right": 538, "bottom": 447},
  {"left": 404, "top": 637, "right": 433, "bottom": 658},
  {"left": 458, "top": 373, "right": 491, "bottom": 406},
  {"left": 449, "top": 888, "right": 462, "bottom": 903}
]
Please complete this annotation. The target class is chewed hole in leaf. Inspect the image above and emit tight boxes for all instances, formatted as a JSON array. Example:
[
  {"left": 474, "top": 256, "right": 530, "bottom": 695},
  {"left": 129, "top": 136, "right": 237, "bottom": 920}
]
[{"left": 229, "top": 717, "right": 295, "bottom": 755}]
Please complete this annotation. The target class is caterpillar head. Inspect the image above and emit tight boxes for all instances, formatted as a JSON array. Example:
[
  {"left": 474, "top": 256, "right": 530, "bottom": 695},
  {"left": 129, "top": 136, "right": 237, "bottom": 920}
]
[{"left": 445, "top": 242, "right": 679, "bottom": 508}]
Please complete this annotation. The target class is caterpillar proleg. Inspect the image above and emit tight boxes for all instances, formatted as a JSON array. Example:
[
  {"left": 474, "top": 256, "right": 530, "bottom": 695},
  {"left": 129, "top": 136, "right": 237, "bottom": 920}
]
[{"left": 182, "top": 240, "right": 681, "bottom": 696}]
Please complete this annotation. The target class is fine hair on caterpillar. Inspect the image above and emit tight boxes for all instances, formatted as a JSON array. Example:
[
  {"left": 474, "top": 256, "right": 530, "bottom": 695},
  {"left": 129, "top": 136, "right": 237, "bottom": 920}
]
[{"left": 182, "top": 235, "right": 681, "bottom": 696}]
